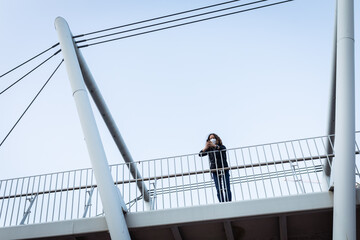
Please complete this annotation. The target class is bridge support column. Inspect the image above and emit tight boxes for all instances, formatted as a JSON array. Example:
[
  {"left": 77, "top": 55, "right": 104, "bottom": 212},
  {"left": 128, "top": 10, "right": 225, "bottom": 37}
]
[
  {"left": 75, "top": 47, "right": 151, "bottom": 206},
  {"left": 55, "top": 17, "right": 131, "bottom": 240},
  {"left": 333, "top": 0, "right": 356, "bottom": 239}
]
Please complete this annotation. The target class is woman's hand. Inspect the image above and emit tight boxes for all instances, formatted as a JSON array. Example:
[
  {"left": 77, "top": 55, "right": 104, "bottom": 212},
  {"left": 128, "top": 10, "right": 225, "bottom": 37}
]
[
  {"left": 203, "top": 141, "right": 216, "bottom": 151},
  {"left": 208, "top": 141, "right": 216, "bottom": 148}
]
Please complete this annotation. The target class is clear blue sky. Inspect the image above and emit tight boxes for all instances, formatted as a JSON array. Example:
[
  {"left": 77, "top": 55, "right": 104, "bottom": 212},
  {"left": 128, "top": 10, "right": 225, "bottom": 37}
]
[{"left": 0, "top": 0, "right": 358, "bottom": 179}]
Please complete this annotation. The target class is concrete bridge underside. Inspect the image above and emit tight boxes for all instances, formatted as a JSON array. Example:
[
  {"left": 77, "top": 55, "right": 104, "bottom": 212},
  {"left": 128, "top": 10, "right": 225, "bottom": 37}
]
[{"left": 2, "top": 190, "right": 360, "bottom": 240}]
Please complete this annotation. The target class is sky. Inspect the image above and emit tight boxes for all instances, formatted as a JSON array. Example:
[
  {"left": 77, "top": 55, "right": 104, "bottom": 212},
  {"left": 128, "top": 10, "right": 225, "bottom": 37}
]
[{"left": 0, "top": 0, "right": 359, "bottom": 180}]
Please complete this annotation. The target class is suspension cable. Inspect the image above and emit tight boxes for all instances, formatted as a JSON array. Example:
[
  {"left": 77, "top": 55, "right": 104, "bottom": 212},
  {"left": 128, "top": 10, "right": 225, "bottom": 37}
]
[
  {"left": 0, "top": 43, "right": 60, "bottom": 79},
  {"left": 73, "top": 0, "right": 242, "bottom": 39},
  {"left": 0, "top": 60, "right": 64, "bottom": 148},
  {"left": 75, "top": 0, "right": 266, "bottom": 44},
  {"left": 0, "top": 50, "right": 61, "bottom": 96},
  {"left": 79, "top": 0, "right": 293, "bottom": 48}
]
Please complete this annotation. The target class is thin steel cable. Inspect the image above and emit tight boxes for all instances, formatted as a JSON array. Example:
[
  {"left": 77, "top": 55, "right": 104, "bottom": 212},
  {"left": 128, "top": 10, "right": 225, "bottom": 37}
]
[
  {"left": 75, "top": 0, "right": 267, "bottom": 44},
  {"left": 0, "top": 43, "right": 59, "bottom": 78},
  {"left": 0, "top": 50, "right": 61, "bottom": 96},
  {"left": 79, "top": 0, "right": 293, "bottom": 48},
  {"left": 0, "top": 60, "right": 64, "bottom": 148},
  {"left": 73, "top": 0, "right": 242, "bottom": 39}
]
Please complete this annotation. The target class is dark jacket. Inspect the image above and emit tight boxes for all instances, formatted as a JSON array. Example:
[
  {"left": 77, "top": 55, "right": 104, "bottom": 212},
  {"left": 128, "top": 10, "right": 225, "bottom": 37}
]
[{"left": 199, "top": 145, "right": 228, "bottom": 170}]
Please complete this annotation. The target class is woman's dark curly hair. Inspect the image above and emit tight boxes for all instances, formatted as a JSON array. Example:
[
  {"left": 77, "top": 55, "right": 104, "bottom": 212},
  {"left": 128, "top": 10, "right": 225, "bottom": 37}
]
[{"left": 206, "top": 133, "right": 223, "bottom": 145}]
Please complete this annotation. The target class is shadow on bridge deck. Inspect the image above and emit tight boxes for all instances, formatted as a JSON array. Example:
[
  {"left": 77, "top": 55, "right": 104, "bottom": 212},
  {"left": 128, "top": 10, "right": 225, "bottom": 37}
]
[{"left": 1, "top": 190, "right": 360, "bottom": 240}]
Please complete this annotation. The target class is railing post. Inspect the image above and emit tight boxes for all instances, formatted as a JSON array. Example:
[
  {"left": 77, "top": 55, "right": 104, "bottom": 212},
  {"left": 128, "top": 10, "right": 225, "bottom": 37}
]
[
  {"left": 82, "top": 187, "right": 94, "bottom": 218},
  {"left": 54, "top": 17, "right": 131, "bottom": 240},
  {"left": 19, "top": 194, "right": 37, "bottom": 225},
  {"left": 333, "top": 0, "right": 356, "bottom": 239}
]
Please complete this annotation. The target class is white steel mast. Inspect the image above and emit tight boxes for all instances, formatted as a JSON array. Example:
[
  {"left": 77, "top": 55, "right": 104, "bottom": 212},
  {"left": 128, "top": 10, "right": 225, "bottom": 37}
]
[
  {"left": 333, "top": 0, "right": 356, "bottom": 239},
  {"left": 55, "top": 17, "right": 131, "bottom": 240}
]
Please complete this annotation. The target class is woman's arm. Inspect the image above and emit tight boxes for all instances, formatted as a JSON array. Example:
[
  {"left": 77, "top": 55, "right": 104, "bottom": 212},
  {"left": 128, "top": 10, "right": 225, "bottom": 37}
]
[
  {"left": 199, "top": 149, "right": 208, "bottom": 157},
  {"left": 199, "top": 141, "right": 214, "bottom": 156}
]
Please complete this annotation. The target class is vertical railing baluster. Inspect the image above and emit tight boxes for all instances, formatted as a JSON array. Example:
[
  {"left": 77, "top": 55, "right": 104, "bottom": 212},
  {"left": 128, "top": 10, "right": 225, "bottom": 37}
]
[
  {"left": 186, "top": 156, "right": 193, "bottom": 207},
  {"left": 122, "top": 164, "right": 125, "bottom": 209},
  {"left": 248, "top": 148, "right": 259, "bottom": 199},
  {"left": 311, "top": 139, "right": 324, "bottom": 191},
  {"left": 135, "top": 162, "right": 138, "bottom": 212},
  {"left": 151, "top": 159, "right": 155, "bottom": 210},
  {"left": 29, "top": 176, "right": 39, "bottom": 224},
  {"left": 58, "top": 172, "right": 65, "bottom": 221},
  {"left": 275, "top": 143, "right": 292, "bottom": 195},
  {"left": 240, "top": 148, "right": 251, "bottom": 200},
  {"left": 299, "top": 140, "right": 315, "bottom": 192},
  {"left": 10, "top": 178, "right": 20, "bottom": 226},
  {"left": 199, "top": 155, "right": 208, "bottom": 205},
  {"left": 95, "top": 188, "right": 99, "bottom": 216},
  {"left": 262, "top": 145, "right": 275, "bottom": 197},
  {"left": 64, "top": 172, "right": 70, "bottom": 220},
  {"left": 149, "top": 160, "right": 153, "bottom": 210},
  {"left": 52, "top": 173, "right": 59, "bottom": 221},
  {"left": 193, "top": 155, "right": 200, "bottom": 205},
  {"left": 1, "top": 180, "right": 8, "bottom": 226},
  {"left": 174, "top": 158, "right": 179, "bottom": 207},
  {"left": 32, "top": 176, "right": 40, "bottom": 223},
  {"left": 226, "top": 150, "right": 236, "bottom": 201},
  {"left": 84, "top": 169, "right": 89, "bottom": 218},
  {"left": 296, "top": 141, "right": 310, "bottom": 192},
  {"left": 46, "top": 174, "right": 53, "bottom": 222},
  {"left": 142, "top": 161, "right": 146, "bottom": 211},
  {"left": 77, "top": 170, "right": 83, "bottom": 218},
  {"left": 3, "top": 179, "right": 14, "bottom": 226},
  {"left": 160, "top": 159, "right": 165, "bottom": 210},
  {"left": 180, "top": 157, "right": 186, "bottom": 207},
  {"left": 289, "top": 141, "right": 306, "bottom": 193},
  {"left": 90, "top": 170, "right": 94, "bottom": 217},
  {"left": 268, "top": 144, "right": 283, "bottom": 197},
  {"left": 39, "top": 175, "right": 48, "bottom": 223},
  {"left": 129, "top": 162, "right": 132, "bottom": 212},
  {"left": 255, "top": 147, "right": 267, "bottom": 198},
  {"left": 71, "top": 171, "right": 76, "bottom": 219},
  {"left": 167, "top": 158, "right": 171, "bottom": 208},
  {"left": 16, "top": 177, "right": 26, "bottom": 225},
  {"left": 93, "top": 169, "right": 99, "bottom": 216},
  {"left": 115, "top": 165, "right": 119, "bottom": 212},
  {"left": 233, "top": 150, "right": 244, "bottom": 200}
]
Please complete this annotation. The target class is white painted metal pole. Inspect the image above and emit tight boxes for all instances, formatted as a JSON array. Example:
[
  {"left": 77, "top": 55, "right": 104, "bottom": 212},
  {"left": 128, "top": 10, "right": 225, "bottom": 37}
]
[
  {"left": 324, "top": 2, "right": 337, "bottom": 178},
  {"left": 54, "top": 17, "right": 131, "bottom": 240},
  {"left": 75, "top": 48, "right": 150, "bottom": 203},
  {"left": 333, "top": 0, "right": 356, "bottom": 239}
]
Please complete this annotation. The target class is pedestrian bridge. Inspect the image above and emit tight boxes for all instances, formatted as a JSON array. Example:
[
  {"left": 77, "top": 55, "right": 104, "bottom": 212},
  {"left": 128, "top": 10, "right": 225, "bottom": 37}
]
[{"left": 1, "top": 133, "right": 360, "bottom": 239}]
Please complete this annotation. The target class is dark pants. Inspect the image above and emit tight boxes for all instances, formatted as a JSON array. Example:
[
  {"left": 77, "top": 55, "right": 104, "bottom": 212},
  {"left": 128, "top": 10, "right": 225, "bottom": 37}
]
[{"left": 212, "top": 170, "right": 232, "bottom": 202}]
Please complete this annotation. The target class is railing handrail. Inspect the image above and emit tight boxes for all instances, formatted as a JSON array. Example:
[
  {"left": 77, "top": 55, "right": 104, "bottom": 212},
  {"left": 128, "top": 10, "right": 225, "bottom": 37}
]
[
  {"left": 1, "top": 132, "right": 347, "bottom": 182},
  {"left": 0, "top": 152, "right": 346, "bottom": 201}
]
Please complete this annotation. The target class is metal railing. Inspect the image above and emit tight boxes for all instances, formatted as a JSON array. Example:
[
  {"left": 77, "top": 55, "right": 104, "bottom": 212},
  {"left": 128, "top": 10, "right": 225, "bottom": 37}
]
[{"left": 1, "top": 133, "right": 360, "bottom": 227}]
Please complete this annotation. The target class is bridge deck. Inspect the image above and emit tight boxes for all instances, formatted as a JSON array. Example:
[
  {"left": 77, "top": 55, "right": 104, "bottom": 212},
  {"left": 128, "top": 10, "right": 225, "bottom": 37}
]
[{"left": 1, "top": 190, "right": 359, "bottom": 240}]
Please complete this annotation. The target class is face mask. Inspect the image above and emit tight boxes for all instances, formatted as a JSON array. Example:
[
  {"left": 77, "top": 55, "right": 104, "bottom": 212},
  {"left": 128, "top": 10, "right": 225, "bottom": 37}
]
[{"left": 210, "top": 138, "right": 216, "bottom": 144}]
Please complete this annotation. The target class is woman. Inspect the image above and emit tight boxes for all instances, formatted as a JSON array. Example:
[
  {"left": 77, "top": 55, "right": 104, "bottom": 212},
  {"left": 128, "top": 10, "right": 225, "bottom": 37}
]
[{"left": 199, "top": 133, "right": 231, "bottom": 202}]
